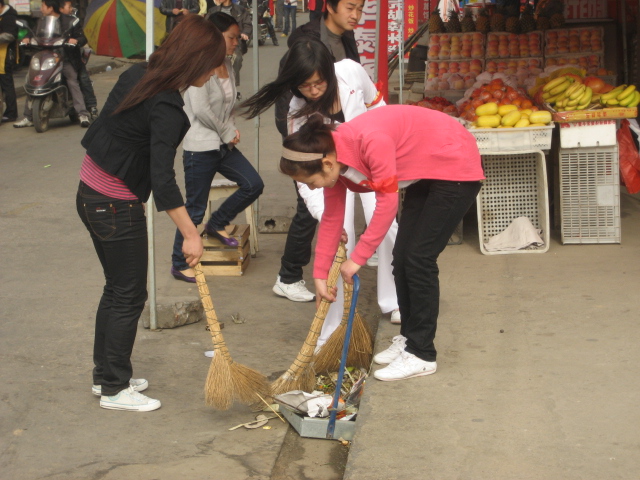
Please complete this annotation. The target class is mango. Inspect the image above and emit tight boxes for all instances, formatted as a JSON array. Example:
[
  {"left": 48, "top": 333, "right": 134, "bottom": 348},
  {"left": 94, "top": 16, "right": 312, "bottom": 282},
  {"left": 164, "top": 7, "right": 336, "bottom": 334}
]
[
  {"left": 477, "top": 114, "right": 501, "bottom": 128},
  {"left": 498, "top": 104, "right": 518, "bottom": 116},
  {"left": 501, "top": 110, "right": 522, "bottom": 127},
  {"left": 529, "top": 111, "right": 552, "bottom": 124},
  {"left": 475, "top": 102, "right": 499, "bottom": 116},
  {"left": 514, "top": 118, "right": 531, "bottom": 128}
]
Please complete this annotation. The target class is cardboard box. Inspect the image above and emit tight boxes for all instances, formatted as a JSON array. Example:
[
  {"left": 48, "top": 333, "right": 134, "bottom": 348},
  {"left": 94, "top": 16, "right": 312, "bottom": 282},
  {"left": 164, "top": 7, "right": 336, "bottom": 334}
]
[{"left": 552, "top": 107, "right": 637, "bottom": 123}]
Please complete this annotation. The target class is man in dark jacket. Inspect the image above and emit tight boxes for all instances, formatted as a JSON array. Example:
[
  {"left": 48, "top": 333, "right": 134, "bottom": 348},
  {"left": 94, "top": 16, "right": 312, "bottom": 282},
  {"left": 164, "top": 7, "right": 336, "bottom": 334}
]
[
  {"left": 159, "top": 0, "right": 199, "bottom": 34},
  {"left": 14, "top": 0, "right": 91, "bottom": 127},
  {"left": 271, "top": 0, "right": 365, "bottom": 303},
  {"left": 208, "top": 0, "right": 252, "bottom": 87},
  {"left": 0, "top": 0, "right": 18, "bottom": 122}
]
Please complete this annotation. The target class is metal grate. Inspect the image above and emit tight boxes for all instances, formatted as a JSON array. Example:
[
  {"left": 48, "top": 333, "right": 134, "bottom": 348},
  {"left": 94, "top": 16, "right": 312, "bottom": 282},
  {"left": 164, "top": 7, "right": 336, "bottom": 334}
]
[{"left": 560, "top": 146, "right": 620, "bottom": 244}]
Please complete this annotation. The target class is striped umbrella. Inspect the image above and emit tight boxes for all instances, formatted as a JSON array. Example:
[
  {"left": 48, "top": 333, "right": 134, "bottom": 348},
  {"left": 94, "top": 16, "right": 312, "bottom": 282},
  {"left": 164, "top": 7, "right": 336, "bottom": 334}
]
[{"left": 84, "top": 0, "right": 166, "bottom": 58}]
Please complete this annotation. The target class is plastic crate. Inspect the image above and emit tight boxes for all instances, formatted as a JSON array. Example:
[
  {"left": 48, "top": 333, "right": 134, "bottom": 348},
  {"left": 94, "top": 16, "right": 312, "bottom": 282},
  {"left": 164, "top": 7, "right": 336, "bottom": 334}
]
[
  {"left": 559, "top": 146, "right": 620, "bottom": 244},
  {"left": 470, "top": 124, "right": 554, "bottom": 152},
  {"left": 559, "top": 120, "right": 617, "bottom": 148},
  {"left": 477, "top": 150, "right": 550, "bottom": 254}
]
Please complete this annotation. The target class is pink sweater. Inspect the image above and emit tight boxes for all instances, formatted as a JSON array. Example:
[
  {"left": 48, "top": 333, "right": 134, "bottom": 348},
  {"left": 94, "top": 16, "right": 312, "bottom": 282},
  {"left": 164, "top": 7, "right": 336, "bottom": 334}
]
[{"left": 314, "top": 105, "right": 484, "bottom": 279}]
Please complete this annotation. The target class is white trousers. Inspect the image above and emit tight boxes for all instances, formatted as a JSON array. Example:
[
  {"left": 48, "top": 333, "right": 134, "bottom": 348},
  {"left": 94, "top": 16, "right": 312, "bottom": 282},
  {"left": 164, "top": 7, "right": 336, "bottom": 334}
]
[{"left": 317, "top": 191, "right": 398, "bottom": 346}]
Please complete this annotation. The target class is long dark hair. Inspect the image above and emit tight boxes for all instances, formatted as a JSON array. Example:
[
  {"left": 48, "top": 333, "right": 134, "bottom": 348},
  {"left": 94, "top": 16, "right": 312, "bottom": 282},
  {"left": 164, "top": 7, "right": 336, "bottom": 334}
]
[
  {"left": 114, "top": 15, "right": 225, "bottom": 114},
  {"left": 280, "top": 114, "right": 337, "bottom": 176},
  {"left": 240, "top": 37, "right": 339, "bottom": 122},
  {"left": 206, "top": 11, "right": 238, "bottom": 32}
]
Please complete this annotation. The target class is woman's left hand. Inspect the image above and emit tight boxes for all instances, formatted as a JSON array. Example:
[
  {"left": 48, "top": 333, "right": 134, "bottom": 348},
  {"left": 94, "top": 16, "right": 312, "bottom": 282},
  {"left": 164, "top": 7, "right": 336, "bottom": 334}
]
[{"left": 340, "top": 259, "right": 361, "bottom": 285}]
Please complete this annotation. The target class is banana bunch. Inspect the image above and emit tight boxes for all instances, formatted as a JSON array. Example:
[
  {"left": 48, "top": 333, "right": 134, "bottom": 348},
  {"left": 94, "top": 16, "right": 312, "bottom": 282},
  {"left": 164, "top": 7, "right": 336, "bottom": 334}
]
[
  {"left": 598, "top": 85, "right": 640, "bottom": 108},
  {"left": 541, "top": 76, "right": 594, "bottom": 111}
]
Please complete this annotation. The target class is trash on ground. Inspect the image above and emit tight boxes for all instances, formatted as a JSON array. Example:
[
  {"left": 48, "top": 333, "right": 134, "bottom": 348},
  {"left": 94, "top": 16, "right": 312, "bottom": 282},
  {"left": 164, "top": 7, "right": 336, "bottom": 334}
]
[{"left": 228, "top": 414, "right": 279, "bottom": 431}]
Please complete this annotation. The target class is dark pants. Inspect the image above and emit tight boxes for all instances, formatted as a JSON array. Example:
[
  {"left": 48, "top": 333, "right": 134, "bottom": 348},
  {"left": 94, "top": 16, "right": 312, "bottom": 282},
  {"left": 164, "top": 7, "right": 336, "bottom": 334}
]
[
  {"left": 78, "top": 64, "right": 97, "bottom": 110},
  {"left": 309, "top": 9, "right": 323, "bottom": 21},
  {"left": 278, "top": 180, "right": 318, "bottom": 284},
  {"left": 264, "top": 17, "right": 278, "bottom": 44},
  {"left": 76, "top": 181, "right": 148, "bottom": 396},
  {"left": 275, "top": 0, "right": 284, "bottom": 29},
  {"left": 0, "top": 67, "right": 18, "bottom": 120},
  {"left": 283, "top": 4, "right": 296, "bottom": 35},
  {"left": 394, "top": 180, "right": 482, "bottom": 362},
  {"left": 172, "top": 146, "right": 264, "bottom": 271}
]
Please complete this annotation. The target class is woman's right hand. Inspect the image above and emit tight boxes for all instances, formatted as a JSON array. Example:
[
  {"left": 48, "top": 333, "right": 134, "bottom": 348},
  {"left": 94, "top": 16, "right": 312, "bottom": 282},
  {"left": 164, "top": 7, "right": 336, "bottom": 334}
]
[
  {"left": 314, "top": 278, "right": 337, "bottom": 309},
  {"left": 182, "top": 235, "right": 204, "bottom": 267}
]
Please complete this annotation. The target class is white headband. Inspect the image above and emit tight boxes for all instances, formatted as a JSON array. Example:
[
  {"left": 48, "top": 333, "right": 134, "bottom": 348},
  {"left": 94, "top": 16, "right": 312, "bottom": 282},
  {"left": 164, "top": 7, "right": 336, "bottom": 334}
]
[{"left": 281, "top": 147, "right": 324, "bottom": 162}]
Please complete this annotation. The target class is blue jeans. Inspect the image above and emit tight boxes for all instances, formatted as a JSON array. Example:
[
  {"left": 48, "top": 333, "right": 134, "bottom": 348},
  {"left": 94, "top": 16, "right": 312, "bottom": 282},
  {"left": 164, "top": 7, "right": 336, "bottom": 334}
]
[
  {"left": 394, "top": 180, "right": 482, "bottom": 362},
  {"left": 283, "top": 4, "right": 296, "bottom": 35},
  {"left": 171, "top": 146, "right": 264, "bottom": 271},
  {"left": 76, "top": 181, "right": 148, "bottom": 396}
]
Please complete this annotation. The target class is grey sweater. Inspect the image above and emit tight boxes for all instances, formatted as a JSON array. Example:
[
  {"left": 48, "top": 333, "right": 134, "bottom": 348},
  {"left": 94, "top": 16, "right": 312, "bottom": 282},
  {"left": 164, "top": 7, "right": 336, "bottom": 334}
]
[{"left": 182, "top": 58, "right": 238, "bottom": 152}]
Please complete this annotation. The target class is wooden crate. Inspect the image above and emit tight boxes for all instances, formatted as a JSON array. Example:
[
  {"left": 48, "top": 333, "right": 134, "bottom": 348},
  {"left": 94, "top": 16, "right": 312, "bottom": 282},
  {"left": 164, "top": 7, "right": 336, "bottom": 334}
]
[{"left": 201, "top": 224, "right": 250, "bottom": 276}]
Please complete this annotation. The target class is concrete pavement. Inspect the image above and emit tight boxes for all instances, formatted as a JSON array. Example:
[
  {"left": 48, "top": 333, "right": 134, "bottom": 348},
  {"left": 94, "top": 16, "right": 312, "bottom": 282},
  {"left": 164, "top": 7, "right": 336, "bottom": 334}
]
[{"left": 2, "top": 38, "right": 640, "bottom": 480}]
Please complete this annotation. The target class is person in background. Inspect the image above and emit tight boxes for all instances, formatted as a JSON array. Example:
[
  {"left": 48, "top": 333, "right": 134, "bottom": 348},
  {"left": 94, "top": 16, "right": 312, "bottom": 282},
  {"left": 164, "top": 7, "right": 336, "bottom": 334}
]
[
  {"left": 279, "top": 107, "right": 484, "bottom": 382},
  {"left": 241, "top": 38, "right": 399, "bottom": 342},
  {"left": 14, "top": 0, "right": 91, "bottom": 128},
  {"left": 257, "top": 0, "right": 278, "bottom": 46},
  {"left": 208, "top": 0, "right": 251, "bottom": 88},
  {"left": 160, "top": 0, "right": 199, "bottom": 33},
  {"left": 275, "top": 0, "right": 284, "bottom": 31},
  {"left": 281, "top": 0, "right": 296, "bottom": 37},
  {"left": 60, "top": 0, "right": 98, "bottom": 118},
  {"left": 260, "top": 0, "right": 364, "bottom": 303},
  {"left": 0, "top": 0, "right": 18, "bottom": 123},
  {"left": 170, "top": 12, "right": 263, "bottom": 283},
  {"left": 308, "top": 0, "right": 324, "bottom": 21},
  {"left": 77, "top": 15, "right": 225, "bottom": 411}
]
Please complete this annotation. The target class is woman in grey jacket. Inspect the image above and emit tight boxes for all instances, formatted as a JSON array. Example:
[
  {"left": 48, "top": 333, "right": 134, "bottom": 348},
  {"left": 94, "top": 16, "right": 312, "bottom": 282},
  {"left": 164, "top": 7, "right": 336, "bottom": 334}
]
[{"left": 171, "top": 12, "right": 263, "bottom": 283}]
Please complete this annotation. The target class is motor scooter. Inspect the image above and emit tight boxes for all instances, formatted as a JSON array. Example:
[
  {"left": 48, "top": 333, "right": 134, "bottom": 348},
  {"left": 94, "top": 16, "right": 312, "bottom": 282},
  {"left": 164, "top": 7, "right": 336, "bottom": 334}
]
[{"left": 16, "top": 16, "right": 80, "bottom": 133}]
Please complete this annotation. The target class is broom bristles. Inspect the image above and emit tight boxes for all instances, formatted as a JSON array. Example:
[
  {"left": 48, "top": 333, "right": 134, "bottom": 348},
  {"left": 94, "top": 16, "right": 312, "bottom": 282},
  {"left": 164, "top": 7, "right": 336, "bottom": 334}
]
[
  {"left": 270, "top": 244, "right": 347, "bottom": 395},
  {"left": 204, "top": 347, "right": 234, "bottom": 410},
  {"left": 231, "top": 362, "right": 271, "bottom": 404}
]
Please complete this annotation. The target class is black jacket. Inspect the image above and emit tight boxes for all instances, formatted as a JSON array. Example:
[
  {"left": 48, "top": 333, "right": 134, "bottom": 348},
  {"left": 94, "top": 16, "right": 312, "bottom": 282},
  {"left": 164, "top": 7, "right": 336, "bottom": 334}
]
[
  {"left": 274, "top": 17, "right": 360, "bottom": 137},
  {"left": 159, "top": 0, "right": 200, "bottom": 32},
  {"left": 81, "top": 63, "right": 190, "bottom": 211},
  {"left": 0, "top": 5, "right": 18, "bottom": 71},
  {"left": 25, "top": 14, "right": 86, "bottom": 71}
]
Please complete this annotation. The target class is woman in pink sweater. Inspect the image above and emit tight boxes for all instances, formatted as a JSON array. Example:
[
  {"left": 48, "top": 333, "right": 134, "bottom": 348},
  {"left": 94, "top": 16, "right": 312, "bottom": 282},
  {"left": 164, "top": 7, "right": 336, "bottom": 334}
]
[{"left": 280, "top": 105, "right": 484, "bottom": 382}]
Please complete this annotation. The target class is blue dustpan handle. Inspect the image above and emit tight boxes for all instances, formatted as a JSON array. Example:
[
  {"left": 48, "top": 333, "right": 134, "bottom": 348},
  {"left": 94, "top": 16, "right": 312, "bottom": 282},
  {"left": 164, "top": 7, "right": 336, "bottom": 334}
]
[{"left": 327, "top": 274, "right": 360, "bottom": 440}]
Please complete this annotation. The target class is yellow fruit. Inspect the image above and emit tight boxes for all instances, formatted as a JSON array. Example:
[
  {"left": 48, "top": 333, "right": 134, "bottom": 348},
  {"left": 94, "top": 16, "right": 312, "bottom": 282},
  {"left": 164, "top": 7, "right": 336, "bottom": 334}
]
[
  {"left": 543, "top": 76, "right": 568, "bottom": 92},
  {"left": 564, "top": 82, "right": 583, "bottom": 97},
  {"left": 606, "top": 98, "right": 620, "bottom": 106},
  {"left": 601, "top": 85, "right": 626, "bottom": 102},
  {"left": 529, "top": 111, "right": 552, "bottom": 124},
  {"left": 566, "top": 96, "right": 581, "bottom": 107},
  {"left": 569, "top": 84, "right": 587, "bottom": 100},
  {"left": 619, "top": 89, "right": 637, "bottom": 107},
  {"left": 515, "top": 118, "right": 531, "bottom": 128},
  {"left": 616, "top": 85, "right": 636, "bottom": 101},
  {"left": 529, "top": 123, "right": 547, "bottom": 126},
  {"left": 627, "top": 91, "right": 640, "bottom": 108},
  {"left": 476, "top": 102, "right": 499, "bottom": 116},
  {"left": 520, "top": 109, "right": 533, "bottom": 117},
  {"left": 477, "top": 114, "right": 501, "bottom": 128},
  {"left": 549, "top": 80, "right": 572, "bottom": 96},
  {"left": 497, "top": 125, "right": 514, "bottom": 128},
  {"left": 498, "top": 104, "right": 518, "bottom": 116},
  {"left": 501, "top": 110, "right": 522, "bottom": 126}
]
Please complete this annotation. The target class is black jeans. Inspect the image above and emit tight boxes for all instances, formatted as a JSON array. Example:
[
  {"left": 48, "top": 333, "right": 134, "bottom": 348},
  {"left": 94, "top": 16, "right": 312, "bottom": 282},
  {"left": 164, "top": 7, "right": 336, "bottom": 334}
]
[
  {"left": 0, "top": 66, "right": 18, "bottom": 120},
  {"left": 394, "top": 180, "right": 482, "bottom": 362},
  {"left": 76, "top": 181, "right": 148, "bottom": 396},
  {"left": 78, "top": 64, "right": 97, "bottom": 110},
  {"left": 278, "top": 180, "right": 318, "bottom": 284}
]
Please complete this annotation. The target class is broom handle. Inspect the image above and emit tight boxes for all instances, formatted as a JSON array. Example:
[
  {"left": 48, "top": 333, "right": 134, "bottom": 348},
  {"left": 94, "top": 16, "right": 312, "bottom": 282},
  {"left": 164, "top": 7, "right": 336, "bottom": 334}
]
[
  {"left": 327, "top": 273, "right": 360, "bottom": 440},
  {"left": 194, "top": 263, "right": 228, "bottom": 353}
]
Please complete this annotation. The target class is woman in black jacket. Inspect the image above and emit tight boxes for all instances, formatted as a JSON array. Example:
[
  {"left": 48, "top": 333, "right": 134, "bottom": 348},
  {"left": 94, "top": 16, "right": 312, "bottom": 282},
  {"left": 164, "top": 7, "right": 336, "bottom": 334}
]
[{"left": 77, "top": 15, "right": 225, "bottom": 412}]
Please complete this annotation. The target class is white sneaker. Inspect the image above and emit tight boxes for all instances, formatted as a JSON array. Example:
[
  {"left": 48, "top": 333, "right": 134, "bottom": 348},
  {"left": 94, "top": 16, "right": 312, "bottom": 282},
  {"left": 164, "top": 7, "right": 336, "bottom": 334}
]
[
  {"left": 373, "top": 335, "right": 407, "bottom": 365},
  {"left": 272, "top": 276, "right": 315, "bottom": 302},
  {"left": 92, "top": 378, "right": 148, "bottom": 396},
  {"left": 79, "top": 115, "right": 90, "bottom": 127},
  {"left": 13, "top": 118, "right": 33, "bottom": 128},
  {"left": 100, "top": 385, "right": 161, "bottom": 411},
  {"left": 390, "top": 309, "right": 401, "bottom": 324},
  {"left": 366, "top": 253, "right": 379, "bottom": 267},
  {"left": 374, "top": 351, "right": 437, "bottom": 382}
]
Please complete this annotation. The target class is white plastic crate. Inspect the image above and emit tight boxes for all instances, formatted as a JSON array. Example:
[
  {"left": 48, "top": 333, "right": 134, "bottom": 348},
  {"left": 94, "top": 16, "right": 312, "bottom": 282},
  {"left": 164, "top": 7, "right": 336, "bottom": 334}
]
[
  {"left": 477, "top": 150, "right": 550, "bottom": 254},
  {"left": 559, "top": 146, "right": 620, "bottom": 244},
  {"left": 470, "top": 124, "right": 554, "bottom": 152},
  {"left": 559, "top": 120, "right": 617, "bottom": 148}
]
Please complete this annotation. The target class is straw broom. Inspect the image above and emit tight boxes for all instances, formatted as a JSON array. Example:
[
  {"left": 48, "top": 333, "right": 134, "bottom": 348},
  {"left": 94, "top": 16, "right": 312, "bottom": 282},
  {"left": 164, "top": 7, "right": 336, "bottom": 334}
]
[
  {"left": 270, "top": 243, "right": 347, "bottom": 396},
  {"left": 313, "top": 279, "right": 373, "bottom": 373},
  {"left": 194, "top": 264, "right": 270, "bottom": 410}
]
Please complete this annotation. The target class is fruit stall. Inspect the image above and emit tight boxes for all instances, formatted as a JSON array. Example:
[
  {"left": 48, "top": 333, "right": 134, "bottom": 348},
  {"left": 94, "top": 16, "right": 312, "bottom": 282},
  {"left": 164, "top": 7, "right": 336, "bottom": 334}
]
[{"left": 405, "top": 0, "right": 640, "bottom": 252}]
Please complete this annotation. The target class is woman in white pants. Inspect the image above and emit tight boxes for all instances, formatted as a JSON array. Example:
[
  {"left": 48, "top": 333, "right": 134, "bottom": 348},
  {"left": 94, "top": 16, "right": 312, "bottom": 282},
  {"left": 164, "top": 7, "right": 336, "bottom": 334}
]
[{"left": 242, "top": 37, "right": 399, "bottom": 345}]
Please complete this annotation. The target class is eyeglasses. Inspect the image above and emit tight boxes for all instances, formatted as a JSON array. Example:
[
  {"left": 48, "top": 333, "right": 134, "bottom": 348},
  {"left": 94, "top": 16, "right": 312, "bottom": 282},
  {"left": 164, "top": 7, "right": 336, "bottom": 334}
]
[{"left": 298, "top": 79, "right": 327, "bottom": 91}]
